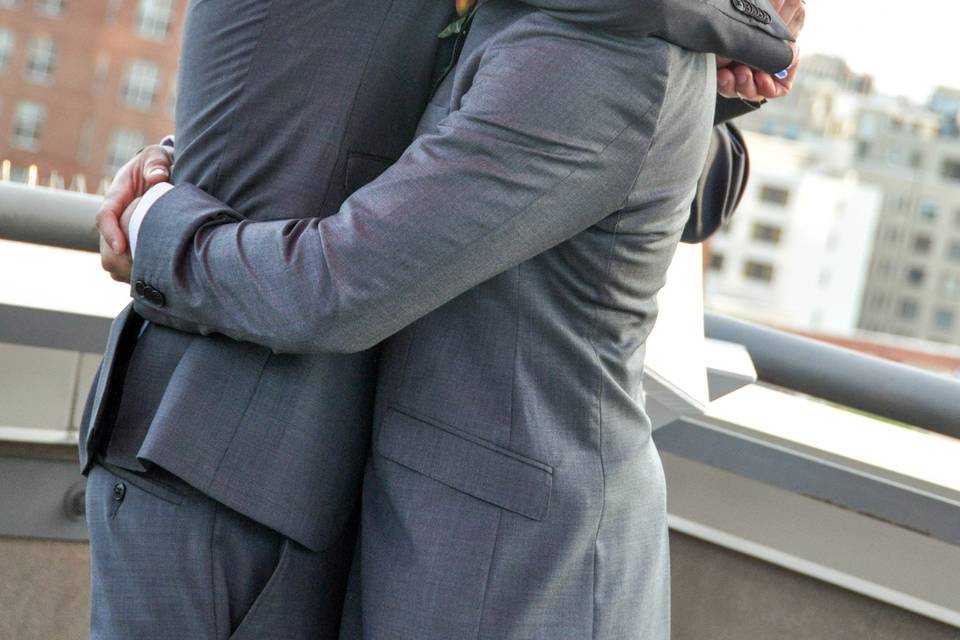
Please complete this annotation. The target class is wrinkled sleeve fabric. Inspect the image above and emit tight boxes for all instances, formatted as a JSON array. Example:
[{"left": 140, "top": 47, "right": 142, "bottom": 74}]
[
  {"left": 517, "top": 0, "right": 794, "bottom": 73},
  {"left": 130, "top": 20, "right": 676, "bottom": 354}
]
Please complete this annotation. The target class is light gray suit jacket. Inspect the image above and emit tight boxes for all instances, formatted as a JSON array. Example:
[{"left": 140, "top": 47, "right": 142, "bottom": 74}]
[{"left": 128, "top": 1, "right": 717, "bottom": 636}]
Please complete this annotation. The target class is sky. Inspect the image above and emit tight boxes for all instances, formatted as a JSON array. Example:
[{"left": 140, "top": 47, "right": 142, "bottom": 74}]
[{"left": 800, "top": 0, "right": 958, "bottom": 103}]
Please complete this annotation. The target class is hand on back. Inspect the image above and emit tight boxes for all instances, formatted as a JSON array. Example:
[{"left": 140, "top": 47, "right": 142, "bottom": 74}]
[
  {"left": 717, "top": 0, "right": 805, "bottom": 102},
  {"left": 96, "top": 144, "right": 173, "bottom": 282}
]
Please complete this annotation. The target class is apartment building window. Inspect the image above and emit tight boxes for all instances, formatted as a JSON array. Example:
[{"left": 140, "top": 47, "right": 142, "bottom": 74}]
[
  {"left": 7, "top": 163, "right": 30, "bottom": 182},
  {"left": 34, "top": 0, "right": 64, "bottom": 17},
  {"left": 120, "top": 59, "right": 160, "bottom": 109},
  {"left": 10, "top": 100, "right": 46, "bottom": 150},
  {"left": 709, "top": 253, "right": 725, "bottom": 271},
  {"left": 743, "top": 261, "right": 775, "bottom": 283},
  {"left": 919, "top": 202, "right": 940, "bottom": 223},
  {"left": 0, "top": 27, "right": 13, "bottom": 72},
  {"left": 906, "top": 267, "right": 926, "bottom": 286},
  {"left": 24, "top": 35, "right": 55, "bottom": 83},
  {"left": 942, "top": 159, "right": 960, "bottom": 183},
  {"left": 898, "top": 299, "right": 919, "bottom": 321},
  {"left": 896, "top": 194, "right": 912, "bottom": 213},
  {"left": 91, "top": 52, "right": 109, "bottom": 94},
  {"left": 77, "top": 118, "right": 95, "bottom": 163},
  {"left": 758, "top": 185, "right": 790, "bottom": 207},
  {"left": 137, "top": 0, "right": 173, "bottom": 40},
  {"left": 932, "top": 308, "right": 955, "bottom": 332},
  {"left": 751, "top": 223, "right": 783, "bottom": 244},
  {"left": 104, "top": 0, "right": 121, "bottom": 24},
  {"left": 106, "top": 129, "right": 145, "bottom": 175},
  {"left": 913, "top": 234, "right": 932, "bottom": 254},
  {"left": 948, "top": 242, "right": 960, "bottom": 262},
  {"left": 940, "top": 273, "right": 960, "bottom": 299}
]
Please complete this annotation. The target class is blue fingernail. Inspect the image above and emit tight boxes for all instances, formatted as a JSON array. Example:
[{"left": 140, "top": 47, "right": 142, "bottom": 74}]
[{"left": 775, "top": 69, "right": 789, "bottom": 80}]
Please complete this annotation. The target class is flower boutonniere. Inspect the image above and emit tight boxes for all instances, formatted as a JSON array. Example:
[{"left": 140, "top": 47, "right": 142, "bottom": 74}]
[{"left": 439, "top": 0, "right": 477, "bottom": 39}]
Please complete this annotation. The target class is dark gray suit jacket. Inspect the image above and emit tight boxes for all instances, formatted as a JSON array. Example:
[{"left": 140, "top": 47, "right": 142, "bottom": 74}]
[
  {"left": 81, "top": 0, "right": 793, "bottom": 560},
  {"left": 80, "top": 0, "right": 456, "bottom": 552},
  {"left": 124, "top": 1, "right": 738, "bottom": 636}
]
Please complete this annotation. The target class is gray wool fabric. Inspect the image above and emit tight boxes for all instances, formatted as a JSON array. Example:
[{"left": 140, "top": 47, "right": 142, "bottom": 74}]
[
  {"left": 86, "top": 461, "right": 354, "bottom": 639},
  {"left": 127, "top": 2, "right": 716, "bottom": 637},
  {"left": 78, "top": 0, "right": 791, "bottom": 637}
]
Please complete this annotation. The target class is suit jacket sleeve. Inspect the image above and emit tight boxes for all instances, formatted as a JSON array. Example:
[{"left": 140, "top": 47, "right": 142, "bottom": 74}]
[
  {"left": 518, "top": 0, "right": 794, "bottom": 73},
  {"left": 681, "top": 122, "right": 749, "bottom": 244},
  {"left": 130, "top": 22, "right": 683, "bottom": 354},
  {"left": 679, "top": 98, "right": 757, "bottom": 245},
  {"left": 714, "top": 95, "right": 763, "bottom": 124}
]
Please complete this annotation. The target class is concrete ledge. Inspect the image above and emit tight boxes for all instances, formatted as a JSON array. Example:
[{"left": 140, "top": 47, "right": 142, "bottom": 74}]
[{"left": 671, "top": 532, "right": 960, "bottom": 639}]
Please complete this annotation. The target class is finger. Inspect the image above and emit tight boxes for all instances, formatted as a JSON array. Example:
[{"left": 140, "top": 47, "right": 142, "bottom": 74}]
[
  {"left": 773, "top": 46, "right": 800, "bottom": 94},
  {"left": 788, "top": 2, "right": 806, "bottom": 38},
  {"left": 109, "top": 156, "right": 143, "bottom": 203},
  {"left": 717, "top": 68, "right": 737, "bottom": 98},
  {"left": 768, "top": 0, "right": 786, "bottom": 12},
  {"left": 778, "top": 0, "right": 800, "bottom": 30},
  {"left": 100, "top": 236, "right": 126, "bottom": 272},
  {"left": 100, "top": 242, "right": 132, "bottom": 282},
  {"left": 734, "top": 65, "right": 761, "bottom": 102},
  {"left": 753, "top": 71, "right": 780, "bottom": 99},
  {"left": 786, "top": 40, "right": 800, "bottom": 74},
  {"left": 96, "top": 203, "right": 127, "bottom": 255},
  {"left": 140, "top": 145, "right": 174, "bottom": 186}
]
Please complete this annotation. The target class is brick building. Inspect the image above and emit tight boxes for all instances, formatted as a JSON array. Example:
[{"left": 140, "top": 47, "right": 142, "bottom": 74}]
[{"left": 0, "top": 0, "right": 184, "bottom": 190}]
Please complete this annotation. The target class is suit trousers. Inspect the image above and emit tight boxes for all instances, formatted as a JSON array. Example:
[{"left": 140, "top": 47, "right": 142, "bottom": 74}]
[{"left": 86, "top": 460, "right": 355, "bottom": 639}]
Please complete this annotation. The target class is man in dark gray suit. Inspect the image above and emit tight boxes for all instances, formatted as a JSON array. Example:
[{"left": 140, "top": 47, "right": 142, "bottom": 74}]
[{"left": 89, "top": 0, "right": 799, "bottom": 637}]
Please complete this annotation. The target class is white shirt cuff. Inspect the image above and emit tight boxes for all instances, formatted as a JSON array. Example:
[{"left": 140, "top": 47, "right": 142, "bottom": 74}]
[{"left": 129, "top": 182, "right": 174, "bottom": 259}]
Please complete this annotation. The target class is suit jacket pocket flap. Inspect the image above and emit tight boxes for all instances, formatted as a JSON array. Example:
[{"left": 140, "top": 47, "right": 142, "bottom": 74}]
[{"left": 377, "top": 408, "right": 553, "bottom": 521}]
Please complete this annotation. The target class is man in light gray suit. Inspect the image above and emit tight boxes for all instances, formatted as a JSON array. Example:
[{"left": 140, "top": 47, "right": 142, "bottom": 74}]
[{"left": 91, "top": 0, "right": 800, "bottom": 637}]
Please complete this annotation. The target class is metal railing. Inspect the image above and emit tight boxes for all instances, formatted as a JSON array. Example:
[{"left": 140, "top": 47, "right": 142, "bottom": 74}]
[
  {"left": 1, "top": 182, "right": 957, "bottom": 440},
  {"left": 0, "top": 182, "right": 100, "bottom": 252},
  {"left": 705, "top": 313, "right": 960, "bottom": 439}
]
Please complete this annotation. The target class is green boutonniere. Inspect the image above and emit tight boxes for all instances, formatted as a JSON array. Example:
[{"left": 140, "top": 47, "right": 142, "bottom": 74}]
[{"left": 439, "top": 0, "right": 477, "bottom": 39}]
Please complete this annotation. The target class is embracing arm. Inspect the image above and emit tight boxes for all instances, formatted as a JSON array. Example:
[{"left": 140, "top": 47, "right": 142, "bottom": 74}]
[
  {"left": 130, "top": 22, "right": 679, "bottom": 354},
  {"left": 517, "top": 0, "right": 795, "bottom": 73}
]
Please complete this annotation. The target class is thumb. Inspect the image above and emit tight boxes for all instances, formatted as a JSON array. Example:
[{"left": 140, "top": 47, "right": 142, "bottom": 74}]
[
  {"left": 140, "top": 146, "right": 173, "bottom": 185},
  {"left": 142, "top": 162, "right": 170, "bottom": 185}
]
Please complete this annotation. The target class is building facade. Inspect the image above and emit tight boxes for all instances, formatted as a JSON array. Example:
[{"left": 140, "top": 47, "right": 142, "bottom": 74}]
[
  {"left": 0, "top": 0, "right": 183, "bottom": 190},
  {"left": 736, "top": 56, "right": 960, "bottom": 346},
  {"left": 705, "top": 132, "right": 881, "bottom": 335},
  {"left": 853, "top": 101, "right": 960, "bottom": 344}
]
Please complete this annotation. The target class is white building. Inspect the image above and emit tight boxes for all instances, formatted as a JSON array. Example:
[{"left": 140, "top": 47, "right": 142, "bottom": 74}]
[{"left": 705, "top": 132, "right": 882, "bottom": 335}]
